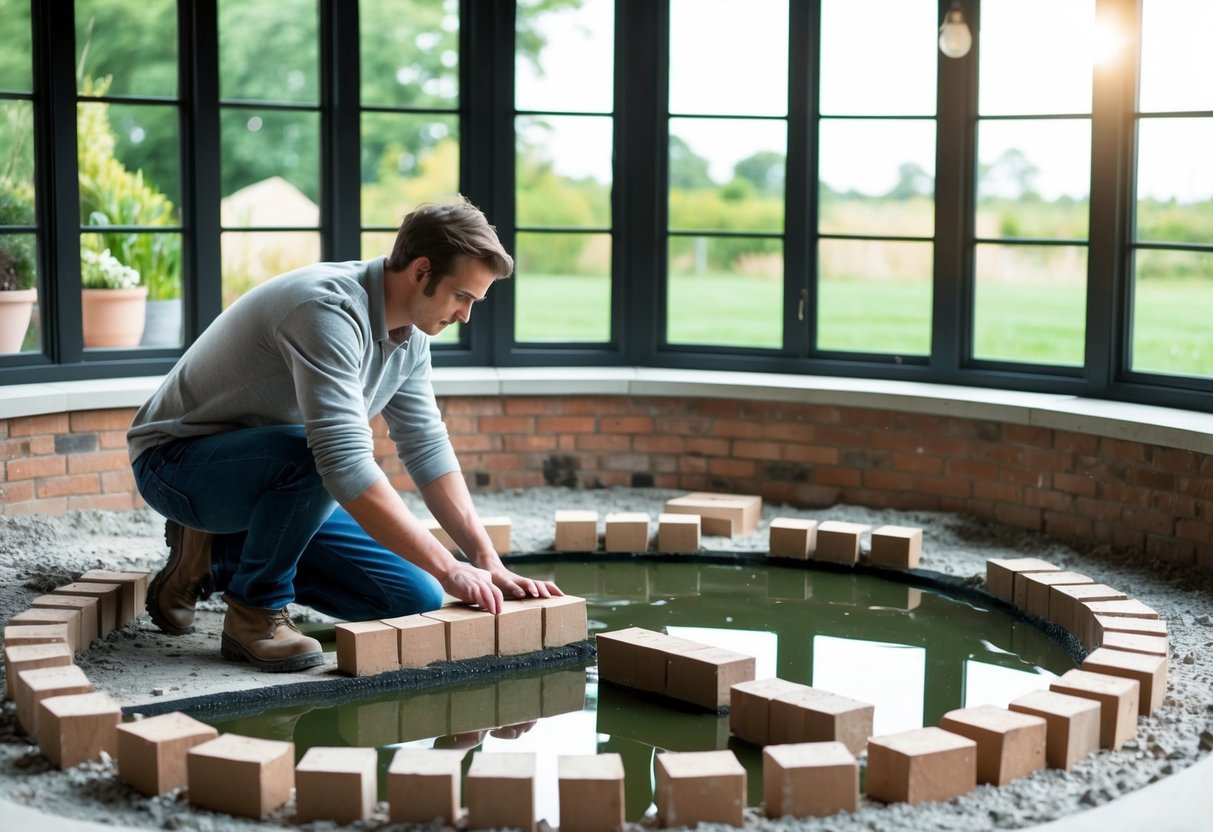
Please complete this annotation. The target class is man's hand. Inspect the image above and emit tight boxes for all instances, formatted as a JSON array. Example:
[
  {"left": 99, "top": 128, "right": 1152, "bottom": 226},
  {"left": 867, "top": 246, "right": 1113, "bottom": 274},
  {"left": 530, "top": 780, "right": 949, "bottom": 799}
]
[
  {"left": 489, "top": 566, "right": 563, "bottom": 601},
  {"left": 442, "top": 561, "right": 505, "bottom": 614}
]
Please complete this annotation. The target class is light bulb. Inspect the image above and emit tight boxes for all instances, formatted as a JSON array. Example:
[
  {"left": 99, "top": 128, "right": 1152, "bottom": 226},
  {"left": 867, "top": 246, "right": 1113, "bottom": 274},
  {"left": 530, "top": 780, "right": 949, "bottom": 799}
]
[{"left": 939, "top": 5, "right": 973, "bottom": 59}]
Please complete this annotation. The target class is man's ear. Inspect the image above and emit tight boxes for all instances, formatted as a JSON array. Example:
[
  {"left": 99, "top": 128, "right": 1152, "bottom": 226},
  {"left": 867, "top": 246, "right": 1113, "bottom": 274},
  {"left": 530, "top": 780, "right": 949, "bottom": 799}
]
[{"left": 414, "top": 256, "right": 430, "bottom": 283}]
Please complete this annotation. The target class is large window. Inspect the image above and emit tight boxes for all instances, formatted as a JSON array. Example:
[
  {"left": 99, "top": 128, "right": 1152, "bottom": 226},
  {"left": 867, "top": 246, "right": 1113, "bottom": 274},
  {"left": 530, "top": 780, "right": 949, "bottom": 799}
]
[{"left": 1131, "top": 0, "right": 1213, "bottom": 380}]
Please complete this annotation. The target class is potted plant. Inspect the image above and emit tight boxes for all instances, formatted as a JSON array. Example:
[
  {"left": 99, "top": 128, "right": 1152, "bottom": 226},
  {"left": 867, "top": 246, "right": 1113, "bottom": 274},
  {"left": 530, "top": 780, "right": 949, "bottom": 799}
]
[
  {"left": 80, "top": 246, "right": 146, "bottom": 348},
  {"left": 0, "top": 186, "right": 37, "bottom": 354}
]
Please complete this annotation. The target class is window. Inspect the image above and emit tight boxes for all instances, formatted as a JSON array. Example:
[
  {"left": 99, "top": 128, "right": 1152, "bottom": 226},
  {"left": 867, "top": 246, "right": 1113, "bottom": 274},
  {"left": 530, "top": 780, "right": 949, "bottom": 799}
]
[
  {"left": 971, "top": 0, "right": 1095, "bottom": 367},
  {"left": 816, "top": 0, "right": 937, "bottom": 357},
  {"left": 0, "top": 0, "right": 38, "bottom": 357},
  {"left": 218, "top": 0, "right": 321, "bottom": 309},
  {"left": 666, "top": 0, "right": 787, "bottom": 350},
  {"left": 1130, "top": 0, "right": 1213, "bottom": 380},
  {"left": 514, "top": 0, "right": 615, "bottom": 344}
]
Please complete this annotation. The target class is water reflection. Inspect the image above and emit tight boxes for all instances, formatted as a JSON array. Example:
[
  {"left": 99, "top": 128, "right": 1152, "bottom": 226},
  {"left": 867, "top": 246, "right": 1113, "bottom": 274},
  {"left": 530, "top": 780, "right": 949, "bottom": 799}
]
[{"left": 208, "top": 560, "right": 1073, "bottom": 821}]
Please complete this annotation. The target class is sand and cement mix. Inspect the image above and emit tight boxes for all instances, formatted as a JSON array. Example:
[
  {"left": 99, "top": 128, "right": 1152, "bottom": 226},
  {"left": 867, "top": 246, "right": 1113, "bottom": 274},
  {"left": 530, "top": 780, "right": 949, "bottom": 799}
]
[{"left": 1, "top": 486, "right": 1211, "bottom": 831}]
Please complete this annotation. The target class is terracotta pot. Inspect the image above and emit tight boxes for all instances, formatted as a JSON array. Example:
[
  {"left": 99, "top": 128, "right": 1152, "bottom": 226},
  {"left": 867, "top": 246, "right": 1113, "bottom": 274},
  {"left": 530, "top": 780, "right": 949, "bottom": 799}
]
[
  {"left": 0, "top": 288, "right": 37, "bottom": 353},
  {"left": 82, "top": 286, "right": 148, "bottom": 348}
]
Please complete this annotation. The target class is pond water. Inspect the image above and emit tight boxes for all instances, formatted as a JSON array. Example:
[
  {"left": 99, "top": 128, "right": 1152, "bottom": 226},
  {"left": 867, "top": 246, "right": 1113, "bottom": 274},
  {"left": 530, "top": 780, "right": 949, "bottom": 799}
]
[{"left": 210, "top": 559, "right": 1074, "bottom": 821}]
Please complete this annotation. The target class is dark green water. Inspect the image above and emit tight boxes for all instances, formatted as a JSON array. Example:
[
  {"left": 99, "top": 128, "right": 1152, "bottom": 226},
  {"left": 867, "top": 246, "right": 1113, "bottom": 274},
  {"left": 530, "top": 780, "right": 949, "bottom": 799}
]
[{"left": 209, "top": 560, "right": 1074, "bottom": 821}]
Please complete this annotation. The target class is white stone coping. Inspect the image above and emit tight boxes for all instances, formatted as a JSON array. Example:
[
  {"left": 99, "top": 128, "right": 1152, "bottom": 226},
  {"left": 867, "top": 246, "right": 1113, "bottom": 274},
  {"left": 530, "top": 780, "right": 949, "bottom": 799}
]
[{"left": 2, "top": 368, "right": 1212, "bottom": 454}]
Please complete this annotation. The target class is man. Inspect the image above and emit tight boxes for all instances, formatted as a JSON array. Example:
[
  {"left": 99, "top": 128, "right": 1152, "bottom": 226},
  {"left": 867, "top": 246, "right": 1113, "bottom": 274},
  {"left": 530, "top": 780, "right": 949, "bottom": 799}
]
[{"left": 127, "top": 199, "right": 560, "bottom": 673}]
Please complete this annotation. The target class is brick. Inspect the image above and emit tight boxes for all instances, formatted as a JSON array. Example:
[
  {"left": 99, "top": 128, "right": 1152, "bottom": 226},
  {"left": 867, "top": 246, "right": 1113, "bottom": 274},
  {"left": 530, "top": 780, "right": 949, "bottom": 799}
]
[
  {"left": 769, "top": 687, "right": 874, "bottom": 756},
  {"left": 1049, "top": 583, "right": 1126, "bottom": 635},
  {"left": 77, "top": 570, "right": 149, "bottom": 626},
  {"left": 1018, "top": 571, "right": 1091, "bottom": 619},
  {"left": 763, "top": 741, "right": 858, "bottom": 819},
  {"left": 537, "top": 415, "right": 596, "bottom": 434},
  {"left": 665, "top": 646, "right": 756, "bottom": 711},
  {"left": 37, "top": 473, "right": 101, "bottom": 499},
  {"left": 294, "top": 746, "right": 378, "bottom": 824},
  {"left": 813, "top": 521, "right": 870, "bottom": 566},
  {"left": 69, "top": 409, "right": 135, "bottom": 431},
  {"left": 53, "top": 581, "right": 120, "bottom": 636},
  {"left": 15, "top": 664, "right": 92, "bottom": 735},
  {"left": 38, "top": 691, "right": 121, "bottom": 769},
  {"left": 1099, "top": 631, "right": 1168, "bottom": 657},
  {"left": 496, "top": 600, "right": 543, "bottom": 656},
  {"left": 4, "top": 642, "right": 72, "bottom": 702},
  {"left": 870, "top": 525, "right": 922, "bottom": 569},
  {"left": 116, "top": 712, "right": 219, "bottom": 795},
  {"left": 1082, "top": 647, "right": 1167, "bottom": 715},
  {"left": 1007, "top": 690, "right": 1101, "bottom": 771},
  {"left": 8, "top": 608, "right": 82, "bottom": 653},
  {"left": 596, "top": 627, "right": 700, "bottom": 694},
  {"left": 382, "top": 613, "right": 447, "bottom": 668},
  {"left": 768, "top": 518, "right": 817, "bottom": 559},
  {"left": 30, "top": 595, "right": 99, "bottom": 647},
  {"left": 188, "top": 733, "right": 294, "bottom": 819},
  {"left": 1087, "top": 614, "right": 1167, "bottom": 651},
  {"left": 655, "top": 750, "right": 746, "bottom": 828},
  {"left": 664, "top": 492, "right": 762, "bottom": 536},
  {"left": 530, "top": 594, "right": 588, "bottom": 648},
  {"left": 335, "top": 620, "right": 401, "bottom": 676},
  {"left": 984, "top": 557, "right": 1062, "bottom": 603},
  {"left": 423, "top": 517, "right": 457, "bottom": 552},
  {"left": 558, "top": 753, "right": 626, "bottom": 832},
  {"left": 939, "top": 705, "right": 1046, "bottom": 786},
  {"left": 555, "top": 509, "right": 599, "bottom": 552},
  {"left": 466, "top": 751, "right": 537, "bottom": 832},
  {"left": 2, "top": 623, "right": 70, "bottom": 650},
  {"left": 1050, "top": 669, "right": 1138, "bottom": 749},
  {"left": 604, "top": 512, "right": 651, "bottom": 552},
  {"left": 658, "top": 512, "right": 700, "bottom": 553},
  {"left": 1078, "top": 599, "right": 1160, "bottom": 646},
  {"left": 6, "top": 454, "right": 67, "bottom": 481},
  {"left": 730, "top": 678, "right": 812, "bottom": 745},
  {"left": 542, "top": 668, "right": 588, "bottom": 717},
  {"left": 865, "top": 727, "right": 977, "bottom": 805},
  {"left": 482, "top": 515, "right": 512, "bottom": 553},
  {"left": 387, "top": 748, "right": 467, "bottom": 825},
  {"left": 422, "top": 606, "right": 496, "bottom": 661}
]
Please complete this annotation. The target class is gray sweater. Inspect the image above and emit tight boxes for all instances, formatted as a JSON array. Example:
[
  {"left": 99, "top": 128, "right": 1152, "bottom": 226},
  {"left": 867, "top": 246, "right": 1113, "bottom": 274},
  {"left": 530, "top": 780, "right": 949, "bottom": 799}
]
[{"left": 127, "top": 257, "right": 459, "bottom": 503}]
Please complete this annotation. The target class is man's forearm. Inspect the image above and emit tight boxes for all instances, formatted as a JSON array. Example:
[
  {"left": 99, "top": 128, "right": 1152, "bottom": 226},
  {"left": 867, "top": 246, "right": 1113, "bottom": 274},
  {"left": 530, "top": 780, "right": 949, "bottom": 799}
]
[
  {"left": 419, "top": 471, "right": 503, "bottom": 571},
  {"left": 343, "top": 476, "right": 463, "bottom": 581}
]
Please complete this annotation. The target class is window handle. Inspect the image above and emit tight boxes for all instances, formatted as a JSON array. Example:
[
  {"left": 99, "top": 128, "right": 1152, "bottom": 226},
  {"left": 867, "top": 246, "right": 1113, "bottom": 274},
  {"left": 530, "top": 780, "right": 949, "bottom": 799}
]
[{"left": 797, "top": 289, "right": 807, "bottom": 322}]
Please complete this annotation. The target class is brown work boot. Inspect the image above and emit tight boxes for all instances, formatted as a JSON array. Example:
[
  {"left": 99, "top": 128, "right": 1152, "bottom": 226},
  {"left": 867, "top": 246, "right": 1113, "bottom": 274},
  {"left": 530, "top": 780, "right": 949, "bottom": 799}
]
[
  {"left": 146, "top": 520, "right": 215, "bottom": 635},
  {"left": 219, "top": 595, "right": 325, "bottom": 673}
]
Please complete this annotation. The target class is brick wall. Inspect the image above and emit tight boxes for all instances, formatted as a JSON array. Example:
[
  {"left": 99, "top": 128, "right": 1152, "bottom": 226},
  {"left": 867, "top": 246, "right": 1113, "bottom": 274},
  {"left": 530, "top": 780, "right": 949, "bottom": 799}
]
[{"left": 4, "top": 395, "right": 1211, "bottom": 572}]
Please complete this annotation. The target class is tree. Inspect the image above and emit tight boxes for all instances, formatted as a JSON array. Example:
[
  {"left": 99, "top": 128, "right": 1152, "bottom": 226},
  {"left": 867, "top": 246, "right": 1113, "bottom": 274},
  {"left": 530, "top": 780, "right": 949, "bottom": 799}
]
[
  {"left": 885, "top": 162, "right": 933, "bottom": 201},
  {"left": 733, "top": 151, "right": 785, "bottom": 196},
  {"left": 668, "top": 135, "right": 714, "bottom": 190}
]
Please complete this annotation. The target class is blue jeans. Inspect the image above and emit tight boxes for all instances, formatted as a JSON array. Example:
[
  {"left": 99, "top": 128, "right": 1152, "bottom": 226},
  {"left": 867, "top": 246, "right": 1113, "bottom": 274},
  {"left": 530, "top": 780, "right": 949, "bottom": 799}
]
[{"left": 132, "top": 425, "right": 444, "bottom": 618}]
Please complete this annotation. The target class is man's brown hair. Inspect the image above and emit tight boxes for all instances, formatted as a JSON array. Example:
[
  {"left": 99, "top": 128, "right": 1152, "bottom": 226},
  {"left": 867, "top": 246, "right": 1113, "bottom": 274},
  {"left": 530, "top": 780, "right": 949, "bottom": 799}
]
[{"left": 386, "top": 197, "right": 513, "bottom": 295}]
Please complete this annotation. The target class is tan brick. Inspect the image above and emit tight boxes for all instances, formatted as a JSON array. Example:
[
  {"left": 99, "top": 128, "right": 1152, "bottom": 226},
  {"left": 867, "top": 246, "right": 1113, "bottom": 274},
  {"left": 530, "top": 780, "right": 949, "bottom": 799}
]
[
  {"left": 1018, "top": 571, "right": 1091, "bottom": 619},
  {"left": 604, "top": 512, "right": 651, "bottom": 552},
  {"left": 664, "top": 492, "right": 761, "bottom": 536},
  {"left": 769, "top": 687, "right": 874, "bottom": 756},
  {"left": 870, "top": 525, "right": 923, "bottom": 569},
  {"left": 655, "top": 750, "right": 746, "bottom": 828},
  {"left": 984, "top": 557, "right": 1060, "bottom": 603},
  {"left": 555, "top": 509, "right": 599, "bottom": 552},
  {"left": 496, "top": 599, "right": 543, "bottom": 656},
  {"left": 15, "top": 664, "right": 92, "bottom": 735},
  {"left": 77, "top": 570, "right": 149, "bottom": 626},
  {"left": 1099, "top": 631, "right": 1168, "bottom": 656},
  {"left": 558, "top": 753, "right": 626, "bottom": 832},
  {"left": 812, "top": 521, "right": 870, "bottom": 566},
  {"left": 729, "top": 677, "right": 805, "bottom": 745},
  {"left": 1082, "top": 647, "right": 1167, "bottom": 715},
  {"left": 531, "top": 594, "right": 588, "bottom": 648},
  {"left": 865, "top": 727, "right": 977, "bottom": 805},
  {"left": 187, "top": 733, "right": 294, "bottom": 819},
  {"left": 596, "top": 627, "right": 700, "bottom": 694},
  {"left": 768, "top": 518, "right": 817, "bottom": 559},
  {"left": 387, "top": 748, "right": 466, "bottom": 825},
  {"left": 1049, "top": 583, "right": 1126, "bottom": 635},
  {"left": 53, "top": 581, "right": 121, "bottom": 636},
  {"left": 1008, "top": 690, "right": 1100, "bottom": 770},
  {"left": 1078, "top": 599, "right": 1161, "bottom": 649},
  {"left": 382, "top": 613, "right": 447, "bottom": 668},
  {"left": 2, "top": 623, "right": 70, "bottom": 650},
  {"left": 658, "top": 512, "right": 700, "bottom": 553},
  {"left": 422, "top": 606, "right": 496, "bottom": 661},
  {"left": 8, "top": 608, "right": 82, "bottom": 653},
  {"left": 30, "top": 595, "right": 99, "bottom": 647},
  {"left": 335, "top": 620, "right": 400, "bottom": 676},
  {"left": 939, "top": 705, "right": 1046, "bottom": 786},
  {"left": 763, "top": 741, "right": 858, "bottom": 818},
  {"left": 466, "top": 751, "right": 537, "bottom": 832},
  {"left": 482, "top": 515, "right": 512, "bottom": 553},
  {"left": 1050, "top": 669, "right": 1138, "bottom": 749},
  {"left": 1086, "top": 614, "right": 1167, "bottom": 651},
  {"left": 38, "top": 691, "right": 121, "bottom": 769},
  {"left": 665, "top": 646, "right": 756, "bottom": 711},
  {"left": 294, "top": 746, "right": 378, "bottom": 824},
  {"left": 4, "top": 642, "right": 72, "bottom": 702},
  {"left": 116, "top": 712, "right": 219, "bottom": 795}
]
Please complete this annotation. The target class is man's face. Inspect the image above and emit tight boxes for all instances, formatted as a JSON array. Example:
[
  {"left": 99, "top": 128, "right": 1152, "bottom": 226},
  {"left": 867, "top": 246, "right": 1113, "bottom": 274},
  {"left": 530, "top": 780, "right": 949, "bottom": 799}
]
[{"left": 409, "top": 256, "right": 496, "bottom": 336}]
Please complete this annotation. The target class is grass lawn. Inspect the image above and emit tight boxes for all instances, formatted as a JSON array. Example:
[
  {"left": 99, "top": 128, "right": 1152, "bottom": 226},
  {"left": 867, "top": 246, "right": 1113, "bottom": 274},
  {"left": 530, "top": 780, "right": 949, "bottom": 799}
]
[{"left": 506, "top": 273, "right": 1212, "bottom": 378}]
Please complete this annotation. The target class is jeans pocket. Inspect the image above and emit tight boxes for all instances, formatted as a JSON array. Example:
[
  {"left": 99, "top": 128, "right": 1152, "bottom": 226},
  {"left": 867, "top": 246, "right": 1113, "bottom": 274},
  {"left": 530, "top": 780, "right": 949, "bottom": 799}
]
[{"left": 139, "top": 464, "right": 205, "bottom": 530}]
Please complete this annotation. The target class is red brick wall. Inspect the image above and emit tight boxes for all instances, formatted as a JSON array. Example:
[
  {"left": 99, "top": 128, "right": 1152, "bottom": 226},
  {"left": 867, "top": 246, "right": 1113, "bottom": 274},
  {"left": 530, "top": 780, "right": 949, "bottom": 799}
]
[{"left": 4, "top": 395, "right": 1211, "bottom": 572}]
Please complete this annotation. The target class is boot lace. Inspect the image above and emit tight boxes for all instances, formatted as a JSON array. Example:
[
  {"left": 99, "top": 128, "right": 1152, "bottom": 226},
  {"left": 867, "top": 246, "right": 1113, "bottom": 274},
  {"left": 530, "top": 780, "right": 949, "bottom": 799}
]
[{"left": 269, "top": 608, "right": 301, "bottom": 634}]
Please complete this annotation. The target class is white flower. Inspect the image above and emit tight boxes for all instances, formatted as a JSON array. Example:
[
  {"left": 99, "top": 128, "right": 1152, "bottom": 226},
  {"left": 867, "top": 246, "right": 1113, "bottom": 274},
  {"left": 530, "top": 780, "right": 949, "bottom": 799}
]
[{"left": 81, "top": 248, "right": 141, "bottom": 290}]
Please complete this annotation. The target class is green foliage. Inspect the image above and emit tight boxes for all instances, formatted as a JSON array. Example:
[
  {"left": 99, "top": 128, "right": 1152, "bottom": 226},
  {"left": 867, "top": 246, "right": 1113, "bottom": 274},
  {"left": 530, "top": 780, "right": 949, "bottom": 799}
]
[
  {"left": 77, "top": 77, "right": 181, "bottom": 299},
  {"left": 0, "top": 182, "right": 35, "bottom": 292},
  {"left": 80, "top": 247, "right": 140, "bottom": 290}
]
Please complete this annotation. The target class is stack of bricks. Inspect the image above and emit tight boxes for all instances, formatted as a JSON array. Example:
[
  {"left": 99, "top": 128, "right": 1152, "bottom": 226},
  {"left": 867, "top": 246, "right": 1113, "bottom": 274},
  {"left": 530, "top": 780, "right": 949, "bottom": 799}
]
[
  {"left": 335, "top": 594, "right": 589, "bottom": 677},
  {"left": 596, "top": 627, "right": 756, "bottom": 711},
  {"left": 729, "top": 678, "right": 874, "bottom": 755},
  {"left": 767, "top": 519, "right": 923, "bottom": 569}
]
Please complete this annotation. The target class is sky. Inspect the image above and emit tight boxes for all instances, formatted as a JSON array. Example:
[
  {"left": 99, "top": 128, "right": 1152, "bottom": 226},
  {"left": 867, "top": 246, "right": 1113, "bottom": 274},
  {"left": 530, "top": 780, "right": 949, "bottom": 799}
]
[{"left": 512, "top": 0, "right": 1212, "bottom": 204}]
